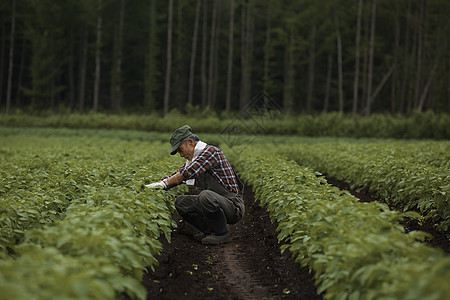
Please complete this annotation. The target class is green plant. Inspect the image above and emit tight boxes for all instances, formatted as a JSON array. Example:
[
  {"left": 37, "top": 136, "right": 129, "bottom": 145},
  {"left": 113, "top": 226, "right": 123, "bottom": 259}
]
[
  {"left": 229, "top": 146, "right": 450, "bottom": 300},
  {"left": 0, "top": 128, "right": 185, "bottom": 299}
]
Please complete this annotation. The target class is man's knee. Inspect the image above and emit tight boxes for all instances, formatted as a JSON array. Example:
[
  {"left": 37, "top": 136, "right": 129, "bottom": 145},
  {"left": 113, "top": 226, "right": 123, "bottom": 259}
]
[
  {"left": 175, "top": 195, "right": 191, "bottom": 215},
  {"left": 198, "top": 190, "right": 219, "bottom": 213}
]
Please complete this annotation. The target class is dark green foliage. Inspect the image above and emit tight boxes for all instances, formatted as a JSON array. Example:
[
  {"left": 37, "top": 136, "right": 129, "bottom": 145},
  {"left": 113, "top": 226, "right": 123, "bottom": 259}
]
[
  {"left": 1, "top": 110, "right": 449, "bottom": 139},
  {"left": 0, "top": 0, "right": 449, "bottom": 114},
  {"left": 0, "top": 130, "right": 185, "bottom": 299},
  {"left": 276, "top": 140, "right": 450, "bottom": 233},
  {"left": 230, "top": 147, "right": 450, "bottom": 300}
]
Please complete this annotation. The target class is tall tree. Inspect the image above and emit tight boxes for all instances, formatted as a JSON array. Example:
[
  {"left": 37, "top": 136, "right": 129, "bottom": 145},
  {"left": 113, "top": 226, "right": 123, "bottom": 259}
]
[
  {"left": 240, "top": 0, "right": 253, "bottom": 109},
  {"left": 365, "top": 0, "right": 377, "bottom": 116},
  {"left": 283, "top": 36, "right": 294, "bottom": 111},
  {"left": 68, "top": 29, "right": 75, "bottom": 111},
  {"left": 262, "top": 0, "right": 271, "bottom": 94},
  {"left": 188, "top": 0, "right": 201, "bottom": 106},
  {"left": 335, "top": 16, "right": 344, "bottom": 113},
  {"left": 211, "top": 1, "right": 221, "bottom": 110},
  {"left": 391, "top": 3, "right": 400, "bottom": 114},
  {"left": 323, "top": 54, "right": 332, "bottom": 113},
  {"left": 207, "top": 0, "right": 218, "bottom": 108},
  {"left": 5, "top": 0, "right": 15, "bottom": 114},
  {"left": 200, "top": 0, "right": 208, "bottom": 109},
  {"left": 174, "top": 0, "right": 188, "bottom": 111},
  {"left": 399, "top": 0, "right": 412, "bottom": 114},
  {"left": 306, "top": 23, "right": 316, "bottom": 114},
  {"left": 225, "top": 0, "right": 235, "bottom": 112},
  {"left": 352, "top": 0, "right": 363, "bottom": 115},
  {"left": 144, "top": 0, "right": 160, "bottom": 112},
  {"left": 111, "top": 0, "right": 125, "bottom": 113},
  {"left": 0, "top": 15, "right": 6, "bottom": 109},
  {"left": 93, "top": 0, "right": 102, "bottom": 112},
  {"left": 163, "top": 0, "right": 173, "bottom": 116},
  {"left": 78, "top": 24, "right": 88, "bottom": 113},
  {"left": 16, "top": 37, "right": 26, "bottom": 107},
  {"left": 413, "top": 0, "right": 425, "bottom": 110}
]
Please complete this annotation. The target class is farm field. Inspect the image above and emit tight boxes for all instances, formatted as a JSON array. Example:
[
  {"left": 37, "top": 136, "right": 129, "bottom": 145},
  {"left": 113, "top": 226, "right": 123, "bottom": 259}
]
[
  {"left": 0, "top": 128, "right": 184, "bottom": 299},
  {"left": 1, "top": 127, "right": 449, "bottom": 299}
]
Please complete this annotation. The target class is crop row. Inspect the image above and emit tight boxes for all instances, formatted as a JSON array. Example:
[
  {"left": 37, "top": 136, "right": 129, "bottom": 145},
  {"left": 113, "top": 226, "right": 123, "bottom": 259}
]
[
  {"left": 271, "top": 140, "right": 450, "bottom": 233},
  {"left": 0, "top": 134, "right": 169, "bottom": 252},
  {"left": 230, "top": 147, "right": 450, "bottom": 300},
  {"left": 0, "top": 132, "right": 184, "bottom": 299}
]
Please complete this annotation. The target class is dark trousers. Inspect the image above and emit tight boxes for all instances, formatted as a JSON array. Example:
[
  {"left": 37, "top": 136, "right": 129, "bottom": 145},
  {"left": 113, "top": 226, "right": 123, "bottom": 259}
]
[{"left": 175, "top": 172, "right": 244, "bottom": 225}]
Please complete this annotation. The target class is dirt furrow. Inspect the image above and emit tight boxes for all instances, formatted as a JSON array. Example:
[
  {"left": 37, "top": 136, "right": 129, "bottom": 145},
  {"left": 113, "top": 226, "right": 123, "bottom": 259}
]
[{"left": 142, "top": 186, "right": 321, "bottom": 300}]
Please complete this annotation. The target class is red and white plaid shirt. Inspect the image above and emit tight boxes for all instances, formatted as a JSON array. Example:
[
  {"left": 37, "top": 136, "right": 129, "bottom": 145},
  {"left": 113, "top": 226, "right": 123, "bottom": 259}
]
[{"left": 178, "top": 145, "right": 240, "bottom": 194}]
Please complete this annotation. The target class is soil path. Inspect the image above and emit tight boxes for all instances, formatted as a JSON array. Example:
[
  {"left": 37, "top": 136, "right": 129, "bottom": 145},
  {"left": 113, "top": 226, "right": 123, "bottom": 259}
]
[{"left": 142, "top": 186, "right": 322, "bottom": 300}]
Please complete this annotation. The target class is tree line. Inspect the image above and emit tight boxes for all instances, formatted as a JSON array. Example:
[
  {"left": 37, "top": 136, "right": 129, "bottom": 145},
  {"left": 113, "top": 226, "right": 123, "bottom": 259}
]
[{"left": 0, "top": 0, "right": 449, "bottom": 116}]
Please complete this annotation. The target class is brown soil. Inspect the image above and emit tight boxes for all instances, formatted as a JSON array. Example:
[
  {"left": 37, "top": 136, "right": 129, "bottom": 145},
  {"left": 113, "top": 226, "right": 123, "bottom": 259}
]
[{"left": 142, "top": 186, "right": 322, "bottom": 300}]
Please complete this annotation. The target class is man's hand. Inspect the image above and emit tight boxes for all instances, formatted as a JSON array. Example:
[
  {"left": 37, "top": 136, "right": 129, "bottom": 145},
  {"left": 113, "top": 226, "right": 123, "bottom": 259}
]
[{"left": 145, "top": 181, "right": 167, "bottom": 190}]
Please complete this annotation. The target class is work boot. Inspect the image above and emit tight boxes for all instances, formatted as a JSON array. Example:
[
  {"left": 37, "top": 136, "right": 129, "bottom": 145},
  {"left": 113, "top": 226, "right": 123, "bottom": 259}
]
[
  {"left": 202, "top": 208, "right": 229, "bottom": 245},
  {"left": 193, "top": 233, "right": 207, "bottom": 242}
]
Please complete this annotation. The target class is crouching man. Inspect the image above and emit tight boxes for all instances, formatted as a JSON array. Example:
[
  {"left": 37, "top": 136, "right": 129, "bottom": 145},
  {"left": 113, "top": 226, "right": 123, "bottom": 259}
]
[{"left": 146, "top": 125, "right": 245, "bottom": 245}]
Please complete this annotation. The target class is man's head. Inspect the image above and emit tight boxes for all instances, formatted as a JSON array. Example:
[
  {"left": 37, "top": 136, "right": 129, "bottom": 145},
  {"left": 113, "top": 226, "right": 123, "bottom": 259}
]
[{"left": 170, "top": 125, "right": 199, "bottom": 160}]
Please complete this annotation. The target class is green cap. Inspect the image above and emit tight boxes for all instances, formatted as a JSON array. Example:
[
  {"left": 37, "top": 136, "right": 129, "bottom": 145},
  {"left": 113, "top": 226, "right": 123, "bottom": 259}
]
[{"left": 170, "top": 125, "right": 192, "bottom": 155}]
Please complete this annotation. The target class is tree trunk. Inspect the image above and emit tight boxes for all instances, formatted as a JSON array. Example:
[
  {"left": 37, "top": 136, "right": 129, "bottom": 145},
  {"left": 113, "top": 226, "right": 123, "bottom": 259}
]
[
  {"left": 336, "top": 16, "right": 344, "bottom": 113},
  {"left": 211, "top": 1, "right": 221, "bottom": 109},
  {"left": 69, "top": 29, "right": 75, "bottom": 112},
  {"left": 361, "top": 15, "right": 370, "bottom": 113},
  {"left": 225, "top": 0, "right": 235, "bottom": 113},
  {"left": 391, "top": 12, "right": 400, "bottom": 114},
  {"left": 6, "top": 0, "right": 16, "bottom": 114},
  {"left": 16, "top": 38, "right": 26, "bottom": 107},
  {"left": 163, "top": 0, "right": 174, "bottom": 116},
  {"left": 283, "top": 37, "right": 294, "bottom": 111},
  {"left": 50, "top": 78, "right": 55, "bottom": 110},
  {"left": 207, "top": 0, "right": 217, "bottom": 108},
  {"left": 448, "top": 44, "right": 450, "bottom": 114},
  {"left": 188, "top": 0, "right": 201, "bottom": 106},
  {"left": 111, "top": 0, "right": 125, "bottom": 113},
  {"left": 201, "top": 0, "right": 208, "bottom": 109},
  {"left": 306, "top": 24, "right": 316, "bottom": 114},
  {"left": 323, "top": 54, "right": 332, "bottom": 113},
  {"left": 144, "top": 0, "right": 158, "bottom": 113},
  {"left": 79, "top": 25, "right": 88, "bottom": 114},
  {"left": 175, "top": 1, "right": 184, "bottom": 111},
  {"left": 413, "top": 0, "right": 425, "bottom": 109},
  {"left": 0, "top": 21, "right": 6, "bottom": 108},
  {"left": 246, "top": 2, "right": 254, "bottom": 107},
  {"left": 352, "top": 0, "right": 363, "bottom": 115},
  {"left": 263, "top": 0, "right": 271, "bottom": 93},
  {"left": 407, "top": 6, "right": 418, "bottom": 114},
  {"left": 240, "top": 1, "right": 247, "bottom": 109},
  {"left": 365, "top": 0, "right": 377, "bottom": 116},
  {"left": 240, "top": 1, "right": 252, "bottom": 109},
  {"left": 399, "top": 0, "right": 411, "bottom": 114},
  {"left": 93, "top": 0, "right": 102, "bottom": 113}
]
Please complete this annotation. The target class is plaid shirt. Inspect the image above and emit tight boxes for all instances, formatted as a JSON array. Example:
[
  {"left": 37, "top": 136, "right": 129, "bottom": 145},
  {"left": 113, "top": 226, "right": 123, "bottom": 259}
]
[{"left": 179, "top": 145, "right": 240, "bottom": 194}]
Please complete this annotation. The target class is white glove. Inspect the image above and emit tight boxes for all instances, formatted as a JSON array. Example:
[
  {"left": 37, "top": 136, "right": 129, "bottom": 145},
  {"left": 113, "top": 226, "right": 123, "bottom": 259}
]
[{"left": 145, "top": 181, "right": 167, "bottom": 189}]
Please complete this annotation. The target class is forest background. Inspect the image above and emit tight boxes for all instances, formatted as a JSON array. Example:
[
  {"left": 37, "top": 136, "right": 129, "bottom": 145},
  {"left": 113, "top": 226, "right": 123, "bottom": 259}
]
[{"left": 0, "top": 0, "right": 449, "bottom": 118}]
